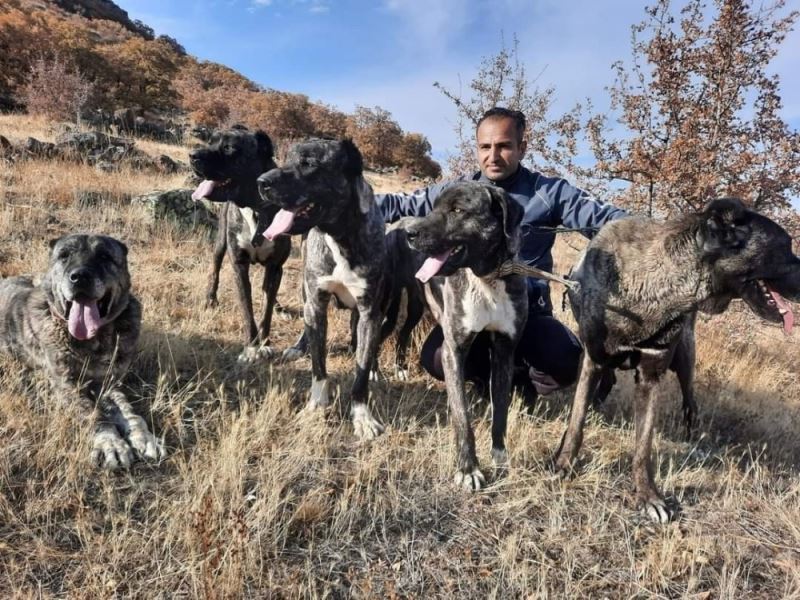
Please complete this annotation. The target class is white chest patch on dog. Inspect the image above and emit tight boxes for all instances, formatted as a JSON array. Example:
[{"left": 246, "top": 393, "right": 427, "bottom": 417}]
[
  {"left": 237, "top": 207, "right": 274, "bottom": 263},
  {"left": 459, "top": 271, "right": 517, "bottom": 337},
  {"left": 317, "top": 234, "right": 368, "bottom": 309}
]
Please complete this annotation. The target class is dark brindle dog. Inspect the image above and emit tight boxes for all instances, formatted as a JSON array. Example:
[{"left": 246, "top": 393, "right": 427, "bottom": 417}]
[
  {"left": 189, "top": 127, "right": 291, "bottom": 363},
  {"left": 380, "top": 226, "right": 427, "bottom": 379},
  {"left": 403, "top": 181, "right": 527, "bottom": 490},
  {"left": 558, "top": 198, "right": 800, "bottom": 522},
  {"left": 283, "top": 225, "right": 426, "bottom": 381},
  {"left": 0, "top": 234, "right": 164, "bottom": 469},
  {"left": 257, "top": 138, "right": 389, "bottom": 439}
]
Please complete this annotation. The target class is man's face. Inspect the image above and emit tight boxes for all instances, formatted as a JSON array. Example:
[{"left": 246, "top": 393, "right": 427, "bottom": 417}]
[{"left": 476, "top": 116, "right": 527, "bottom": 181}]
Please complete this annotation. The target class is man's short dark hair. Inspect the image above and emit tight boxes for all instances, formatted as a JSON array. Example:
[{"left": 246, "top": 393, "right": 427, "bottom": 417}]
[{"left": 477, "top": 107, "right": 527, "bottom": 143}]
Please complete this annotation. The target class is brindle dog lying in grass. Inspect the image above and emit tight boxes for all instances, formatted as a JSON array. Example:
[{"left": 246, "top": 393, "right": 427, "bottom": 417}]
[{"left": 0, "top": 234, "right": 164, "bottom": 469}]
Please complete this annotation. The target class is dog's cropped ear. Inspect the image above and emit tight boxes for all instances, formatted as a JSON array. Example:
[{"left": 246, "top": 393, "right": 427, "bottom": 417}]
[
  {"left": 254, "top": 130, "right": 274, "bottom": 167},
  {"left": 488, "top": 186, "right": 524, "bottom": 256},
  {"left": 697, "top": 197, "right": 751, "bottom": 256},
  {"left": 113, "top": 239, "right": 129, "bottom": 258},
  {"left": 354, "top": 175, "right": 375, "bottom": 215},
  {"left": 340, "top": 138, "right": 364, "bottom": 180}
]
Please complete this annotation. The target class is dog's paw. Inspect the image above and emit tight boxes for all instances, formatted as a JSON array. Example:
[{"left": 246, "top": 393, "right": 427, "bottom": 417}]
[
  {"left": 125, "top": 415, "right": 165, "bottom": 462},
  {"left": 204, "top": 297, "right": 219, "bottom": 309},
  {"left": 491, "top": 448, "right": 509, "bottom": 478},
  {"left": 275, "top": 307, "right": 294, "bottom": 322},
  {"left": 308, "top": 379, "right": 331, "bottom": 408},
  {"left": 237, "top": 345, "right": 272, "bottom": 364},
  {"left": 91, "top": 427, "right": 134, "bottom": 470},
  {"left": 296, "top": 402, "right": 327, "bottom": 426},
  {"left": 368, "top": 369, "right": 381, "bottom": 383},
  {"left": 393, "top": 367, "right": 410, "bottom": 382},
  {"left": 281, "top": 346, "right": 306, "bottom": 363},
  {"left": 351, "top": 403, "right": 384, "bottom": 440},
  {"left": 639, "top": 496, "right": 675, "bottom": 524},
  {"left": 454, "top": 467, "right": 486, "bottom": 491},
  {"left": 552, "top": 453, "right": 577, "bottom": 480}
]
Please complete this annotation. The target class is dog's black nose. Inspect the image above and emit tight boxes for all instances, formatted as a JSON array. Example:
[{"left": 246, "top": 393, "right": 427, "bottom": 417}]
[
  {"left": 257, "top": 170, "right": 277, "bottom": 186},
  {"left": 69, "top": 268, "right": 91, "bottom": 284},
  {"left": 257, "top": 170, "right": 279, "bottom": 199}
]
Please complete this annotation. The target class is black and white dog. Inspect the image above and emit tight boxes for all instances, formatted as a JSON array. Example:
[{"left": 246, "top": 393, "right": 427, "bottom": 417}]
[
  {"left": 189, "top": 127, "right": 291, "bottom": 363},
  {"left": 257, "top": 138, "right": 388, "bottom": 439},
  {"left": 282, "top": 225, "right": 426, "bottom": 382},
  {"left": 404, "top": 181, "right": 528, "bottom": 490}
]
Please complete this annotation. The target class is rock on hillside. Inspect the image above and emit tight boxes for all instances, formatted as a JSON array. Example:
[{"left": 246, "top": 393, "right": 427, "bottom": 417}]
[{"left": 52, "top": 0, "right": 148, "bottom": 37}]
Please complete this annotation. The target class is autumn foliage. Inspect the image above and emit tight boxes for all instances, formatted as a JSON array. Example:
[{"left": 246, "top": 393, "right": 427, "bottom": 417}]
[
  {"left": 586, "top": 0, "right": 800, "bottom": 220},
  {"left": 0, "top": 0, "right": 440, "bottom": 178},
  {"left": 19, "top": 54, "right": 94, "bottom": 122}
]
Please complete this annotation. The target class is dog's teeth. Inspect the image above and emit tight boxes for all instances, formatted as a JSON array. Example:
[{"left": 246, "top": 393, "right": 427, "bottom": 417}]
[{"left": 779, "top": 308, "right": 789, "bottom": 315}]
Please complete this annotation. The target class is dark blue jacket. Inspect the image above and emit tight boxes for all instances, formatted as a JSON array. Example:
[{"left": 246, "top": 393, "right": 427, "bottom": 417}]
[{"left": 376, "top": 165, "right": 628, "bottom": 314}]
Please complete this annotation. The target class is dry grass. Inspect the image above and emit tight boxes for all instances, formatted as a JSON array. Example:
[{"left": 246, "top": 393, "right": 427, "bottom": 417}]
[
  {"left": 1, "top": 113, "right": 799, "bottom": 598},
  {"left": 0, "top": 112, "right": 189, "bottom": 163}
]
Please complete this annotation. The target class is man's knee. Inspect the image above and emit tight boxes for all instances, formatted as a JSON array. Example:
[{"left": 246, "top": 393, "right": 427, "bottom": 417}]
[
  {"left": 419, "top": 326, "right": 445, "bottom": 381},
  {"left": 518, "top": 315, "right": 582, "bottom": 387}
]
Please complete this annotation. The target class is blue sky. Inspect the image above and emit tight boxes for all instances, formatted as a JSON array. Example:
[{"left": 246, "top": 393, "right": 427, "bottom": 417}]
[{"left": 117, "top": 0, "right": 800, "bottom": 168}]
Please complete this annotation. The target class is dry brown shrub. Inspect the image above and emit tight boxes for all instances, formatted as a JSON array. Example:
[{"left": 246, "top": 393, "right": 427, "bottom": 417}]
[{"left": 18, "top": 54, "right": 94, "bottom": 123}]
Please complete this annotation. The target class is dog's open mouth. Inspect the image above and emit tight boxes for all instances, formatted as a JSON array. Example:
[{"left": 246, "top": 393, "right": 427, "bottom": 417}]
[
  {"left": 747, "top": 279, "right": 795, "bottom": 334},
  {"left": 415, "top": 245, "right": 465, "bottom": 283},
  {"left": 191, "top": 178, "right": 232, "bottom": 202},
  {"left": 263, "top": 203, "right": 316, "bottom": 240},
  {"left": 65, "top": 291, "right": 111, "bottom": 340}
]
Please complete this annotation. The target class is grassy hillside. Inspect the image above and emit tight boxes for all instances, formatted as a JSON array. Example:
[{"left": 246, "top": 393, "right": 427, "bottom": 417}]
[
  {"left": 0, "top": 0, "right": 441, "bottom": 178},
  {"left": 1, "top": 113, "right": 799, "bottom": 598}
]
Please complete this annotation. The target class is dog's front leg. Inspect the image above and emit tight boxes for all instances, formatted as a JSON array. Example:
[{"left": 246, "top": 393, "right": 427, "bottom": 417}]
[
  {"left": 305, "top": 284, "right": 331, "bottom": 409},
  {"left": 44, "top": 360, "right": 135, "bottom": 470},
  {"left": 489, "top": 332, "right": 517, "bottom": 475},
  {"left": 442, "top": 327, "right": 483, "bottom": 490},
  {"left": 256, "top": 261, "right": 284, "bottom": 357},
  {"left": 230, "top": 251, "right": 260, "bottom": 363},
  {"left": 554, "top": 351, "right": 603, "bottom": 477},
  {"left": 393, "top": 291, "right": 425, "bottom": 381},
  {"left": 633, "top": 369, "right": 674, "bottom": 523},
  {"left": 671, "top": 320, "right": 697, "bottom": 440},
  {"left": 105, "top": 388, "right": 165, "bottom": 463},
  {"left": 350, "top": 304, "right": 384, "bottom": 440},
  {"left": 204, "top": 204, "right": 228, "bottom": 309}
]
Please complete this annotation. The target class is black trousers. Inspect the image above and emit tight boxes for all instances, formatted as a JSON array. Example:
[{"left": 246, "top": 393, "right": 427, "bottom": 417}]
[{"left": 419, "top": 313, "right": 583, "bottom": 395}]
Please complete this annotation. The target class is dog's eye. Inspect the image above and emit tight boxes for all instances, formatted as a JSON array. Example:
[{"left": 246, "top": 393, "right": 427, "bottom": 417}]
[
  {"left": 57, "top": 250, "right": 70, "bottom": 261},
  {"left": 452, "top": 207, "right": 462, "bottom": 214}
]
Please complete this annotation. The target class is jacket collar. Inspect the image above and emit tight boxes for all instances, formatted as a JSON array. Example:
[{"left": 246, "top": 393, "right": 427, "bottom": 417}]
[{"left": 474, "top": 164, "right": 525, "bottom": 190}]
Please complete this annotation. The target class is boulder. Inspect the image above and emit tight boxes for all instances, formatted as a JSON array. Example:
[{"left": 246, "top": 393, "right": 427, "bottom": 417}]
[
  {"left": 23, "top": 137, "right": 58, "bottom": 159},
  {"left": 0, "top": 134, "right": 13, "bottom": 159},
  {"left": 131, "top": 189, "right": 218, "bottom": 233},
  {"left": 55, "top": 131, "right": 134, "bottom": 155},
  {"left": 156, "top": 154, "right": 182, "bottom": 174}
]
